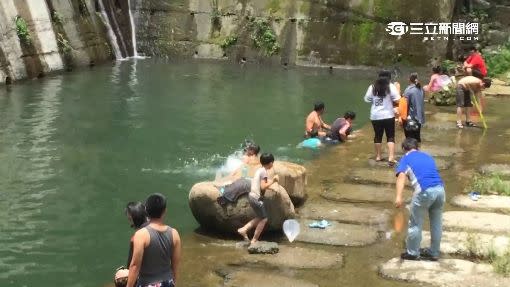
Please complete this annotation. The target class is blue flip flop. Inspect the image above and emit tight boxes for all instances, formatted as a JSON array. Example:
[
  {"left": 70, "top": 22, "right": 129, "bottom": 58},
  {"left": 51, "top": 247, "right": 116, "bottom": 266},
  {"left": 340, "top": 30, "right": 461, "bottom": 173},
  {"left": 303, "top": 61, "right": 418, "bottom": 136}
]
[
  {"left": 308, "top": 220, "right": 331, "bottom": 229},
  {"left": 469, "top": 192, "right": 481, "bottom": 201}
]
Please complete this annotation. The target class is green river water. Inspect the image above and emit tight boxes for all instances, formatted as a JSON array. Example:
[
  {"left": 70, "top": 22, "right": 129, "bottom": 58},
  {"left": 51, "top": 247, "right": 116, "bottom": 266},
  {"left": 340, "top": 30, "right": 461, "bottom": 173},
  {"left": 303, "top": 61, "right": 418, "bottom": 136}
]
[{"left": 0, "top": 60, "right": 377, "bottom": 287}]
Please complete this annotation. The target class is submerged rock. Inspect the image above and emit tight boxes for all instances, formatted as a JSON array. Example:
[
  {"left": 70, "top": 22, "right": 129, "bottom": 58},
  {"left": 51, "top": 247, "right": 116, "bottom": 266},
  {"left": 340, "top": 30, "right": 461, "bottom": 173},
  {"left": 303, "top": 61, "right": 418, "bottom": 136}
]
[
  {"left": 346, "top": 168, "right": 399, "bottom": 186},
  {"left": 236, "top": 246, "right": 343, "bottom": 269},
  {"left": 419, "top": 145, "right": 465, "bottom": 157},
  {"left": 295, "top": 219, "right": 379, "bottom": 247},
  {"left": 425, "top": 122, "right": 458, "bottom": 131},
  {"left": 379, "top": 258, "right": 495, "bottom": 286},
  {"left": 321, "top": 183, "right": 405, "bottom": 203},
  {"left": 223, "top": 270, "right": 318, "bottom": 287},
  {"left": 443, "top": 211, "right": 510, "bottom": 233},
  {"left": 298, "top": 200, "right": 390, "bottom": 227},
  {"left": 189, "top": 182, "right": 295, "bottom": 233},
  {"left": 247, "top": 241, "right": 279, "bottom": 254},
  {"left": 422, "top": 230, "right": 510, "bottom": 257},
  {"left": 451, "top": 194, "right": 510, "bottom": 213}
]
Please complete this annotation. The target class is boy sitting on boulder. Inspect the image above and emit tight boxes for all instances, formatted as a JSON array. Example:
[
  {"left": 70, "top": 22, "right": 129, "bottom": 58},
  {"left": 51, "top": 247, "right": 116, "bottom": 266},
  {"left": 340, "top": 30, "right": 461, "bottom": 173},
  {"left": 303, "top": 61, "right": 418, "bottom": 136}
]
[{"left": 237, "top": 153, "right": 279, "bottom": 245}]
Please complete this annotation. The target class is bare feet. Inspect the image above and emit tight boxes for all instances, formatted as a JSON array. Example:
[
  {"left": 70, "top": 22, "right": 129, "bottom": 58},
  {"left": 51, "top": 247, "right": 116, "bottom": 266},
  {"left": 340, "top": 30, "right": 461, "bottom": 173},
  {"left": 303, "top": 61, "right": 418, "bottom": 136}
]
[
  {"left": 237, "top": 228, "right": 249, "bottom": 241},
  {"left": 250, "top": 239, "right": 258, "bottom": 246}
]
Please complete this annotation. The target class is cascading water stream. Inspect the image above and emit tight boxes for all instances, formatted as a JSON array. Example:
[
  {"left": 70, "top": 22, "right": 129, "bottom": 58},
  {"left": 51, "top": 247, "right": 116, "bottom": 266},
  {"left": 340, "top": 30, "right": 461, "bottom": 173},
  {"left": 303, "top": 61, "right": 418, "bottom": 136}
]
[
  {"left": 97, "top": 0, "right": 122, "bottom": 59},
  {"left": 127, "top": 0, "right": 138, "bottom": 58}
]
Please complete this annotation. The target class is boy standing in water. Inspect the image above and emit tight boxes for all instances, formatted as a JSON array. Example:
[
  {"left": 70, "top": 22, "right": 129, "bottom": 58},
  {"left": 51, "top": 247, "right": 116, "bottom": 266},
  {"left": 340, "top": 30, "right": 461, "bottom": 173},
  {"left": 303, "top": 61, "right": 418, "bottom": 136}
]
[{"left": 238, "top": 153, "right": 279, "bottom": 245}]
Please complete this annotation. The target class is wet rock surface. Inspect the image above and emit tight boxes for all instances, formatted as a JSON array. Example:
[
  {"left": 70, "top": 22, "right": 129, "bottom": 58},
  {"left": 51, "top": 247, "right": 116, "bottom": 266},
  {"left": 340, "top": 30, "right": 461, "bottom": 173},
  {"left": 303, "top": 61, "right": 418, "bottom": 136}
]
[
  {"left": 422, "top": 230, "right": 510, "bottom": 257},
  {"left": 247, "top": 241, "right": 279, "bottom": 254},
  {"left": 271, "top": 161, "right": 308, "bottom": 205},
  {"left": 295, "top": 219, "right": 379, "bottom": 247},
  {"left": 419, "top": 145, "right": 465, "bottom": 157},
  {"left": 189, "top": 181, "right": 295, "bottom": 233},
  {"left": 297, "top": 201, "right": 390, "bottom": 226},
  {"left": 451, "top": 194, "right": 510, "bottom": 213},
  {"left": 346, "top": 168, "right": 400, "bottom": 186},
  {"left": 425, "top": 121, "right": 459, "bottom": 131},
  {"left": 222, "top": 270, "right": 319, "bottom": 287},
  {"left": 443, "top": 211, "right": 510, "bottom": 233},
  {"left": 321, "top": 183, "right": 405, "bottom": 203},
  {"left": 235, "top": 246, "right": 343, "bottom": 269},
  {"left": 379, "top": 258, "right": 496, "bottom": 286}
]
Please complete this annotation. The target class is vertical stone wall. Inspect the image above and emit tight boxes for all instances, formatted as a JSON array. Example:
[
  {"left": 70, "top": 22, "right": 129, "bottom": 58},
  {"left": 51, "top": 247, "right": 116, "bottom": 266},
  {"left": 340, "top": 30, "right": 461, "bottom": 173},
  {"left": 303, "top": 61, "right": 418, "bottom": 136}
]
[
  {"left": 0, "top": 0, "right": 122, "bottom": 85},
  {"left": 134, "top": 0, "right": 456, "bottom": 66}
]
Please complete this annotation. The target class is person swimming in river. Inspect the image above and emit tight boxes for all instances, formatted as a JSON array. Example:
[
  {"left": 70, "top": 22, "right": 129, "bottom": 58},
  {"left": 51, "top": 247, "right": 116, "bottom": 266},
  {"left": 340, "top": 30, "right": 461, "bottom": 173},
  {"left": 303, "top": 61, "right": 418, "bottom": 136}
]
[
  {"left": 305, "top": 101, "right": 331, "bottom": 138},
  {"left": 326, "top": 111, "right": 356, "bottom": 142}
]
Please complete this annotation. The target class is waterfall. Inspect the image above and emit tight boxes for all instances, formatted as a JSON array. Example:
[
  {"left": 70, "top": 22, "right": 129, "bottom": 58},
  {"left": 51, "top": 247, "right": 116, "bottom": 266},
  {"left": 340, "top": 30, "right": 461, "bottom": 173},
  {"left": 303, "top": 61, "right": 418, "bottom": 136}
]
[
  {"left": 98, "top": 0, "right": 122, "bottom": 59},
  {"left": 127, "top": 0, "right": 138, "bottom": 57}
]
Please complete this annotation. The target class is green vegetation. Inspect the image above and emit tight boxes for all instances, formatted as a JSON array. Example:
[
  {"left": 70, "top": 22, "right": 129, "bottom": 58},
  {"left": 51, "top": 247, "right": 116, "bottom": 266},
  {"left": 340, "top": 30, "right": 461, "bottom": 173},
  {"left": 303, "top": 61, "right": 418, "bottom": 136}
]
[
  {"left": 249, "top": 18, "right": 280, "bottom": 56},
  {"left": 373, "top": 0, "right": 393, "bottom": 19},
  {"left": 470, "top": 173, "right": 510, "bottom": 196},
  {"left": 491, "top": 249, "right": 510, "bottom": 276},
  {"left": 220, "top": 35, "right": 237, "bottom": 50},
  {"left": 429, "top": 86, "right": 456, "bottom": 106},
  {"left": 267, "top": 0, "right": 281, "bottom": 15},
  {"left": 211, "top": 0, "right": 221, "bottom": 28},
  {"left": 465, "top": 7, "right": 489, "bottom": 23},
  {"left": 485, "top": 42, "right": 510, "bottom": 78},
  {"left": 15, "top": 16, "right": 31, "bottom": 45},
  {"left": 56, "top": 33, "right": 72, "bottom": 54},
  {"left": 442, "top": 59, "right": 457, "bottom": 73},
  {"left": 51, "top": 11, "right": 65, "bottom": 25},
  {"left": 466, "top": 232, "right": 480, "bottom": 259},
  {"left": 358, "top": 21, "right": 375, "bottom": 46}
]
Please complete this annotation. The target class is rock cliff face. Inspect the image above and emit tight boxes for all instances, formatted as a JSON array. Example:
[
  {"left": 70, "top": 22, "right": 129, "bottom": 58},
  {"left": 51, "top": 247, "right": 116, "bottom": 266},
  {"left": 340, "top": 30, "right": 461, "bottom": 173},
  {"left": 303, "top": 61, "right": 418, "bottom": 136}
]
[
  {"left": 2, "top": 0, "right": 510, "bottom": 85},
  {"left": 134, "top": 0, "right": 455, "bottom": 66},
  {"left": 0, "top": 0, "right": 133, "bottom": 85}
]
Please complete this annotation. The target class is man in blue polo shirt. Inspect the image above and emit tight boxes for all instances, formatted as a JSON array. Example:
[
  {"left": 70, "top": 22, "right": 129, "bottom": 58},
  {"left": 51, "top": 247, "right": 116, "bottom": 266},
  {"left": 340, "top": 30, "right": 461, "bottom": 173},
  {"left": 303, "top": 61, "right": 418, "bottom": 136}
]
[{"left": 395, "top": 138, "right": 445, "bottom": 261}]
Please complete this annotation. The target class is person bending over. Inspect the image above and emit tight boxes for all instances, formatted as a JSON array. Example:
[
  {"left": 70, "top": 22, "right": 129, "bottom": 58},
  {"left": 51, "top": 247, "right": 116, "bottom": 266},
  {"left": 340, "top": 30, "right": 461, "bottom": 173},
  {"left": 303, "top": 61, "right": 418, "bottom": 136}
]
[
  {"left": 327, "top": 111, "right": 356, "bottom": 142},
  {"left": 395, "top": 138, "right": 445, "bottom": 261},
  {"left": 455, "top": 76, "right": 491, "bottom": 128},
  {"left": 237, "top": 153, "right": 279, "bottom": 245}
]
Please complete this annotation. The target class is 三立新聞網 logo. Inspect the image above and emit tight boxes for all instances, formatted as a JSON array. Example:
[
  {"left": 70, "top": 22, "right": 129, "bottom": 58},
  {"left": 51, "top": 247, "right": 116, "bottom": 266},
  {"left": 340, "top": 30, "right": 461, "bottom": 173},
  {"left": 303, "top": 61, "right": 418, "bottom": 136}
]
[{"left": 386, "top": 22, "right": 479, "bottom": 41}]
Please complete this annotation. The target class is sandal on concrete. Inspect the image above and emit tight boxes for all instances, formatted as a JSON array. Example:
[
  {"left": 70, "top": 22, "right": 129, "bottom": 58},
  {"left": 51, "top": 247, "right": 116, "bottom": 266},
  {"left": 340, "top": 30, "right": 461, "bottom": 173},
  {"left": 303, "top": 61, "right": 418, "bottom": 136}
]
[
  {"left": 465, "top": 121, "right": 477, "bottom": 127},
  {"left": 456, "top": 121, "right": 464, "bottom": 129}
]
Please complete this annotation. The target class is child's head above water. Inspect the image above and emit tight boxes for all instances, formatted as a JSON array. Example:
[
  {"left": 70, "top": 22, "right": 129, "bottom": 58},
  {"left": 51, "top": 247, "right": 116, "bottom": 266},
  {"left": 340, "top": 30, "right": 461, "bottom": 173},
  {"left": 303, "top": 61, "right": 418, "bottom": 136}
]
[{"left": 245, "top": 144, "right": 260, "bottom": 156}]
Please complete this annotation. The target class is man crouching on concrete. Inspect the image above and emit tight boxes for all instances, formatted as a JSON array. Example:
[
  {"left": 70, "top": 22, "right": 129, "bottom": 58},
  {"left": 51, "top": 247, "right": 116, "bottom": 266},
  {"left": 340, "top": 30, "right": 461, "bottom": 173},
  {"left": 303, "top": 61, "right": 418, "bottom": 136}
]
[{"left": 395, "top": 138, "right": 445, "bottom": 261}]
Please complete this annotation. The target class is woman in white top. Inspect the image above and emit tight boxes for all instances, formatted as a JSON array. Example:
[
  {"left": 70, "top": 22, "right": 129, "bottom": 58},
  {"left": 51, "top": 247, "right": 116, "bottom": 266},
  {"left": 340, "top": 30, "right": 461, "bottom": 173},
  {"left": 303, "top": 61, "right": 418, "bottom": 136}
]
[{"left": 364, "top": 72, "right": 401, "bottom": 165}]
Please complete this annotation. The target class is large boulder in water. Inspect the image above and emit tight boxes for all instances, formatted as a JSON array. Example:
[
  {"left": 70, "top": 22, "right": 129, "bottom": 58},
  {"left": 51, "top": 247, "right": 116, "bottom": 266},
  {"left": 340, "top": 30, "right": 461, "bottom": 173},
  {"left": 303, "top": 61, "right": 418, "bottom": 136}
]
[
  {"left": 271, "top": 161, "right": 307, "bottom": 205},
  {"left": 189, "top": 181, "right": 295, "bottom": 234}
]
